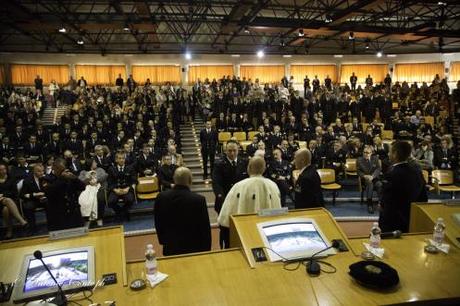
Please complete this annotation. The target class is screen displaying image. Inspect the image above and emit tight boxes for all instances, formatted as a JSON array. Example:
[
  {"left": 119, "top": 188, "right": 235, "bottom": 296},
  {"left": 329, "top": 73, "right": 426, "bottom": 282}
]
[
  {"left": 262, "top": 222, "right": 328, "bottom": 255},
  {"left": 23, "top": 251, "right": 89, "bottom": 293}
]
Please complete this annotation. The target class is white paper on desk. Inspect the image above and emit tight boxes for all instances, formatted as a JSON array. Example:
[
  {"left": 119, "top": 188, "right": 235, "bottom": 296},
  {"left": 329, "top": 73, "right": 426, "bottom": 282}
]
[
  {"left": 363, "top": 242, "right": 385, "bottom": 259},
  {"left": 146, "top": 271, "right": 169, "bottom": 288},
  {"left": 428, "top": 239, "right": 450, "bottom": 254}
]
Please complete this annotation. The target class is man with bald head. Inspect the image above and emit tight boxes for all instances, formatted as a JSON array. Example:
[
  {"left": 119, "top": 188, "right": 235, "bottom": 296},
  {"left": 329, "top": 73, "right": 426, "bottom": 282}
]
[
  {"left": 154, "top": 167, "right": 211, "bottom": 256},
  {"left": 218, "top": 156, "right": 281, "bottom": 248},
  {"left": 293, "top": 148, "right": 324, "bottom": 208}
]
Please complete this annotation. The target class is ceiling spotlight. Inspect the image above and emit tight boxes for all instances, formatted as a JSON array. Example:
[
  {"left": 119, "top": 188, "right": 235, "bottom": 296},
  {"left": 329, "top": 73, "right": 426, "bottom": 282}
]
[
  {"left": 298, "top": 29, "right": 305, "bottom": 37},
  {"left": 348, "top": 31, "right": 354, "bottom": 40},
  {"left": 280, "top": 39, "right": 285, "bottom": 47},
  {"left": 438, "top": 1, "right": 447, "bottom": 6},
  {"left": 76, "top": 38, "right": 84, "bottom": 45},
  {"left": 365, "top": 42, "right": 370, "bottom": 49},
  {"left": 123, "top": 24, "right": 130, "bottom": 31},
  {"left": 244, "top": 26, "right": 250, "bottom": 34},
  {"left": 257, "top": 50, "right": 264, "bottom": 58},
  {"left": 376, "top": 51, "right": 383, "bottom": 58},
  {"left": 58, "top": 27, "right": 66, "bottom": 33},
  {"left": 325, "top": 15, "right": 333, "bottom": 23},
  {"left": 185, "top": 52, "right": 192, "bottom": 60}
]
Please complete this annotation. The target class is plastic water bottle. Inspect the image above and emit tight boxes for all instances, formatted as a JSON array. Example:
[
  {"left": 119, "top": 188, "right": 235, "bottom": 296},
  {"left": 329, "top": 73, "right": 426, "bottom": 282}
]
[
  {"left": 433, "top": 218, "right": 446, "bottom": 247},
  {"left": 369, "top": 222, "right": 381, "bottom": 249},
  {"left": 145, "top": 244, "right": 158, "bottom": 275}
]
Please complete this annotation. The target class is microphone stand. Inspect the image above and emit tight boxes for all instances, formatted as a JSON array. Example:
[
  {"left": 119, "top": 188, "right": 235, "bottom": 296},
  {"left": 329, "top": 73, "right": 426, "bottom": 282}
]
[{"left": 34, "top": 251, "right": 67, "bottom": 306}]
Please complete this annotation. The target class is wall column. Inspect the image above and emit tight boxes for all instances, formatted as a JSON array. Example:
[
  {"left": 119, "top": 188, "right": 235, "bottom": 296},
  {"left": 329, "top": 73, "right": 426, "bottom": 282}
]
[
  {"left": 235, "top": 64, "right": 240, "bottom": 77},
  {"left": 285, "top": 63, "right": 290, "bottom": 79}
]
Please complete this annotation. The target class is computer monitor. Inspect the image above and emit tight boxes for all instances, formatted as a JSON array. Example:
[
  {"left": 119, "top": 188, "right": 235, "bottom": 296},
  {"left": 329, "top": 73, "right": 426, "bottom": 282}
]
[
  {"left": 257, "top": 218, "right": 336, "bottom": 262},
  {"left": 13, "top": 246, "right": 95, "bottom": 304}
]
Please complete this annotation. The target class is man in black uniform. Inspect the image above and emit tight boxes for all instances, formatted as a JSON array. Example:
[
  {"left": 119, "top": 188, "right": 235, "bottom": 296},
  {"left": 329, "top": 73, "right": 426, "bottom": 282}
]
[
  {"left": 200, "top": 121, "right": 218, "bottom": 179},
  {"left": 303, "top": 75, "right": 310, "bottom": 98},
  {"left": 293, "top": 148, "right": 324, "bottom": 208},
  {"left": 115, "top": 73, "right": 124, "bottom": 88},
  {"left": 212, "top": 141, "right": 248, "bottom": 248},
  {"left": 379, "top": 141, "right": 427, "bottom": 232},
  {"left": 268, "top": 148, "right": 292, "bottom": 207},
  {"left": 107, "top": 152, "right": 137, "bottom": 221},
  {"left": 154, "top": 167, "right": 211, "bottom": 256},
  {"left": 350, "top": 72, "right": 357, "bottom": 91}
]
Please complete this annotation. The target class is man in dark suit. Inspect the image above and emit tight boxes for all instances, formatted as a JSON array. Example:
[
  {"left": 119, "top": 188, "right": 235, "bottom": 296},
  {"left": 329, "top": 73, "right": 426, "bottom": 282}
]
[
  {"left": 94, "top": 145, "right": 110, "bottom": 170},
  {"left": 137, "top": 144, "right": 157, "bottom": 176},
  {"left": 293, "top": 148, "right": 324, "bottom": 208},
  {"left": 0, "top": 136, "right": 16, "bottom": 163},
  {"left": 200, "top": 121, "right": 218, "bottom": 179},
  {"left": 107, "top": 152, "right": 137, "bottom": 221},
  {"left": 157, "top": 154, "right": 178, "bottom": 190},
  {"left": 350, "top": 72, "right": 357, "bottom": 91},
  {"left": 23, "top": 135, "right": 43, "bottom": 162},
  {"left": 115, "top": 73, "right": 124, "bottom": 88},
  {"left": 212, "top": 141, "right": 248, "bottom": 248},
  {"left": 357, "top": 146, "right": 382, "bottom": 214},
  {"left": 64, "top": 150, "right": 83, "bottom": 175},
  {"left": 154, "top": 167, "right": 211, "bottom": 256},
  {"left": 20, "top": 164, "right": 47, "bottom": 233},
  {"left": 268, "top": 148, "right": 292, "bottom": 207},
  {"left": 212, "top": 141, "right": 248, "bottom": 214},
  {"left": 379, "top": 141, "right": 427, "bottom": 233},
  {"left": 65, "top": 131, "right": 84, "bottom": 155},
  {"left": 433, "top": 138, "right": 457, "bottom": 171},
  {"left": 42, "top": 158, "right": 85, "bottom": 231}
]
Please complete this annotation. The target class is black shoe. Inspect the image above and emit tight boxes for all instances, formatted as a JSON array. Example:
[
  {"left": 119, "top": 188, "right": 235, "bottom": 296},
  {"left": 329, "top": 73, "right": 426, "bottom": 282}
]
[{"left": 367, "top": 205, "right": 374, "bottom": 214}]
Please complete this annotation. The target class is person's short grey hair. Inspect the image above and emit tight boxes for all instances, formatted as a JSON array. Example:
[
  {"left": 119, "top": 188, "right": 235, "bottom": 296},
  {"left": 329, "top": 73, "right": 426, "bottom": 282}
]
[
  {"left": 248, "top": 156, "right": 266, "bottom": 176},
  {"left": 173, "top": 167, "right": 192, "bottom": 186}
]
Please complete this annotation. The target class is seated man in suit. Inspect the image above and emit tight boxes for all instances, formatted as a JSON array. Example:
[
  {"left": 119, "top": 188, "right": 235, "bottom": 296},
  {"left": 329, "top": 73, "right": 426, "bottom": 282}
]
[
  {"left": 157, "top": 154, "right": 178, "bottom": 190},
  {"left": 293, "top": 148, "right": 324, "bottom": 209},
  {"left": 379, "top": 141, "right": 427, "bottom": 233},
  {"left": 137, "top": 144, "right": 157, "bottom": 176},
  {"left": 107, "top": 151, "right": 137, "bottom": 221},
  {"left": 23, "top": 135, "right": 43, "bottom": 162},
  {"left": 154, "top": 167, "right": 211, "bottom": 256},
  {"left": 20, "top": 163, "right": 47, "bottom": 233},
  {"left": 357, "top": 145, "right": 382, "bottom": 214},
  {"left": 268, "top": 148, "right": 292, "bottom": 207}
]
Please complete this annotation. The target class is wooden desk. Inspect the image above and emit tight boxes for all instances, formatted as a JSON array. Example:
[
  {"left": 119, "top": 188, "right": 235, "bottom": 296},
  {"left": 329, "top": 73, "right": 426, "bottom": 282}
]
[
  {"left": 229, "top": 208, "right": 354, "bottom": 267},
  {"left": 0, "top": 226, "right": 127, "bottom": 305},
  {"left": 311, "top": 234, "right": 460, "bottom": 305},
  {"left": 410, "top": 202, "right": 460, "bottom": 248}
]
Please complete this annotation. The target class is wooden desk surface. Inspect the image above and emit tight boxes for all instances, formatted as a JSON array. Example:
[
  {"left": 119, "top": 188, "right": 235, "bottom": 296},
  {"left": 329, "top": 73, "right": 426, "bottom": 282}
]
[
  {"left": 0, "top": 226, "right": 127, "bottom": 306},
  {"left": 410, "top": 202, "right": 460, "bottom": 248},
  {"left": 229, "top": 208, "right": 354, "bottom": 267}
]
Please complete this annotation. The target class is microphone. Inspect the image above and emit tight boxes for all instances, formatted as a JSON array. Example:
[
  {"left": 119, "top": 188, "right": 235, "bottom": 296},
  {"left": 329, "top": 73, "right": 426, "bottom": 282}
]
[
  {"left": 306, "top": 240, "right": 340, "bottom": 276},
  {"left": 33, "top": 250, "right": 67, "bottom": 306},
  {"left": 380, "top": 230, "right": 402, "bottom": 239}
]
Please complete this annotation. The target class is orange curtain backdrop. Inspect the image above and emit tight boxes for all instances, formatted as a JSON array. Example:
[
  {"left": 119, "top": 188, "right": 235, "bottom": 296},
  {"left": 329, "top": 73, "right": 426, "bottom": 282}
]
[
  {"left": 290, "top": 65, "right": 337, "bottom": 84},
  {"left": 75, "top": 65, "right": 126, "bottom": 85},
  {"left": 240, "top": 65, "right": 285, "bottom": 84},
  {"left": 188, "top": 65, "right": 234, "bottom": 84},
  {"left": 132, "top": 65, "right": 181, "bottom": 84},
  {"left": 11, "top": 64, "right": 69, "bottom": 85},
  {"left": 394, "top": 62, "right": 444, "bottom": 83},
  {"left": 450, "top": 62, "right": 460, "bottom": 81},
  {"left": 340, "top": 64, "right": 388, "bottom": 84},
  {"left": 0, "top": 65, "right": 5, "bottom": 85}
]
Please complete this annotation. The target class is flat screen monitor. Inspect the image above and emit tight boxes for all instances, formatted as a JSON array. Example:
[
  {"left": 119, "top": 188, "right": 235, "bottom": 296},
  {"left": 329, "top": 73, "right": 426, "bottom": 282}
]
[
  {"left": 13, "top": 246, "right": 95, "bottom": 304},
  {"left": 257, "top": 218, "right": 335, "bottom": 262}
]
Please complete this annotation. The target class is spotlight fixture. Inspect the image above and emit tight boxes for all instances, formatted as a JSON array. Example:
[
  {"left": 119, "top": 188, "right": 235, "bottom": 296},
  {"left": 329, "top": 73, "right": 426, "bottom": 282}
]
[
  {"left": 298, "top": 29, "right": 305, "bottom": 37},
  {"left": 58, "top": 27, "right": 66, "bottom": 33},
  {"left": 325, "top": 15, "right": 333, "bottom": 23},
  {"left": 438, "top": 1, "right": 447, "bottom": 6},
  {"left": 348, "top": 31, "right": 354, "bottom": 40},
  {"left": 185, "top": 52, "right": 192, "bottom": 60},
  {"left": 376, "top": 51, "right": 383, "bottom": 58},
  {"left": 257, "top": 50, "right": 264, "bottom": 58},
  {"left": 365, "top": 43, "right": 370, "bottom": 49},
  {"left": 244, "top": 26, "right": 250, "bottom": 34},
  {"left": 280, "top": 39, "right": 285, "bottom": 47},
  {"left": 123, "top": 24, "right": 130, "bottom": 31},
  {"left": 76, "top": 38, "right": 84, "bottom": 45}
]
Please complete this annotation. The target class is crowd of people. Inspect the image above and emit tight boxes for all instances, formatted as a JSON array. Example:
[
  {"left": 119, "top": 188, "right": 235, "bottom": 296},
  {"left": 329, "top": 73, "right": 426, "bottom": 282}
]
[{"left": 0, "top": 70, "right": 459, "bottom": 246}]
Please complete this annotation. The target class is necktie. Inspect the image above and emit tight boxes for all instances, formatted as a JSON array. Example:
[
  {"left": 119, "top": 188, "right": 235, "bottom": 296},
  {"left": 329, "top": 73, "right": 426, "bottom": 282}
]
[{"left": 232, "top": 160, "right": 236, "bottom": 167}]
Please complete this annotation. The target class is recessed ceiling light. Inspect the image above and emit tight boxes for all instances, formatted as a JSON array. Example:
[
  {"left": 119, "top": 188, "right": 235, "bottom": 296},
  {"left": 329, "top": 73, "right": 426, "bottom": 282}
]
[
  {"left": 298, "top": 29, "right": 305, "bottom": 37},
  {"left": 244, "top": 27, "right": 250, "bottom": 34},
  {"left": 333, "top": 54, "right": 343, "bottom": 58},
  {"left": 231, "top": 54, "right": 240, "bottom": 57},
  {"left": 376, "top": 51, "right": 383, "bottom": 58},
  {"left": 76, "top": 39, "right": 84, "bottom": 45},
  {"left": 283, "top": 55, "right": 292, "bottom": 58},
  {"left": 58, "top": 27, "right": 66, "bottom": 33},
  {"left": 387, "top": 54, "right": 397, "bottom": 58},
  {"left": 348, "top": 32, "right": 354, "bottom": 40},
  {"left": 123, "top": 25, "right": 130, "bottom": 31},
  {"left": 257, "top": 50, "right": 264, "bottom": 58},
  {"left": 185, "top": 52, "right": 192, "bottom": 60}
]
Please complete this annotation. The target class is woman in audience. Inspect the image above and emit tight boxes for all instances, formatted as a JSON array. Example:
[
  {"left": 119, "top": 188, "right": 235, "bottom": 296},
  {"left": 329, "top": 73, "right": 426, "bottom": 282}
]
[{"left": 0, "top": 163, "right": 28, "bottom": 239}]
